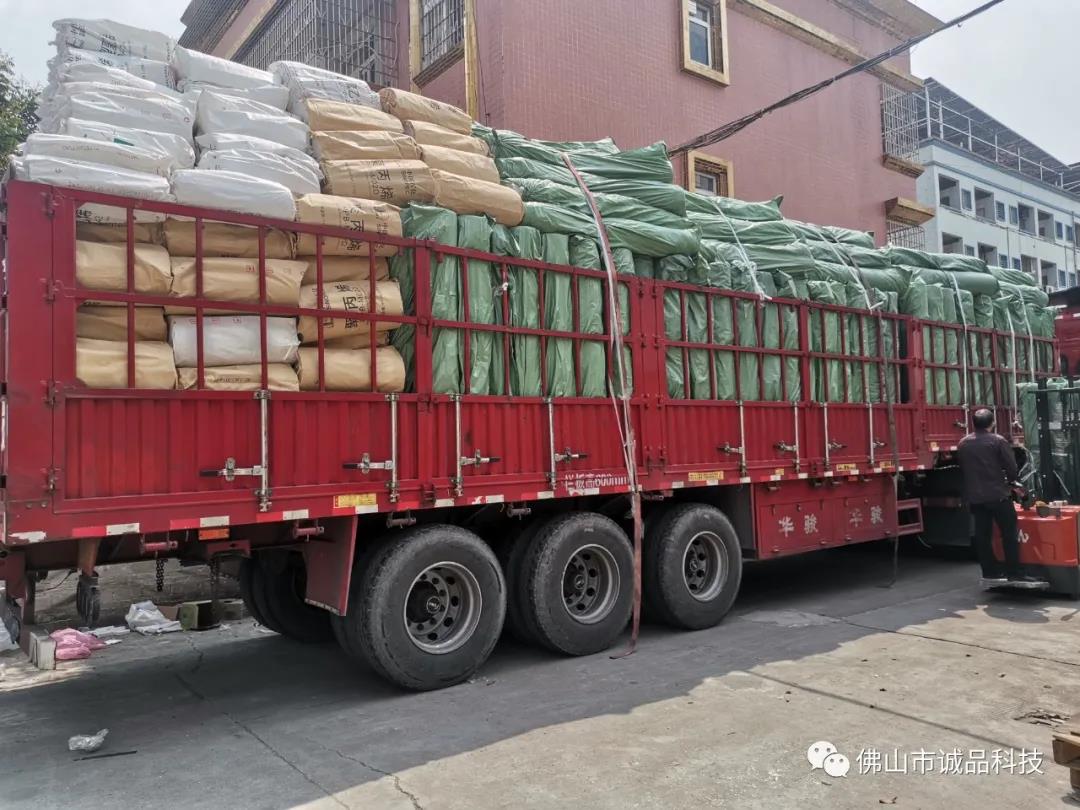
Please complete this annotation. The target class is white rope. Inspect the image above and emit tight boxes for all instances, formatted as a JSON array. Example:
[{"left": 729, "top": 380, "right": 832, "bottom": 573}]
[
  {"left": 1004, "top": 304, "right": 1019, "bottom": 427},
  {"left": 714, "top": 208, "right": 770, "bottom": 300}
]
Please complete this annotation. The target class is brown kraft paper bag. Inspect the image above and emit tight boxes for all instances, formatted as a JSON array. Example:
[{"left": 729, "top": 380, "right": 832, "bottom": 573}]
[
  {"left": 303, "top": 99, "right": 404, "bottom": 133},
  {"left": 420, "top": 144, "right": 499, "bottom": 184},
  {"left": 296, "top": 280, "right": 403, "bottom": 343},
  {"left": 294, "top": 193, "right": 402, "bottom": 257},
  {"left": 378, "top": 88, "right": 473, "bottom": 135},
  {"left": 76, "top": 241, "right": 172, "bottom": 295},
  {"left": 178, "top": 364, "right": 300, "bottom": 392},
  {"left": 297, "top": 346, "right": 406, "bottom": 392},
  {"left": 321, "top": 159, "right": 435, "bottom": 206},
  {"left": 77, "top": 305, "right": 168, "bottom": 341},
  {"left": 76, "top": 338, "right": 177, "bottom": 389},
  {"left": 431, "top": 170, "right": 525, "bottom": 226},
  {"left": 164, "top": 219, "right": 295, "bottom": 259},
  {"left": 403, "top": 120, "right": 489, "bottom": 155},
  {"left": 300, "top": 255, "right": 390, "bottom": 285},
  {"left": 170, "top": 257, "right": 307, "bottom": 306},
  {"left": 76, "top": 222, "right": 163, "bottom": 245},
  {"left": 311, "top": 130, "right": 422, "bottom": 162}
]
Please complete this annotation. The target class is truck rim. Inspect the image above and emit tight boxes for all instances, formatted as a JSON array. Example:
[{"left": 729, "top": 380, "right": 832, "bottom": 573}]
[
  {"left": 562, "top": 544, "right": 620, "bottom": 624},
  {"left": 404, "top": 561, "right": 482, "bottom": 654},
  {"left": 683, "top": 530, "right": 726, "bottom": 602}
]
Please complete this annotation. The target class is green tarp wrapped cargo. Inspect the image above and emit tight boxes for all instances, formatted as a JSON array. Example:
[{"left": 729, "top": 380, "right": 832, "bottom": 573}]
[
  {"left": 520, "top": 202, "right": 701, "bottom": 257},
  {"left": 569, "top": 235, "right": 608, "bottom": 398},
  {"left": 506, "top": 178, "right": 691, "bottom": 230},
  {"left": 689, "top": 215, "right": 797, "bottom": 245},
  {"left": 390, "top": 205, "right": 462, "bottom": 394},
  {"left": 685, "top": 192, "right": 784, "bottom": 222},
  {"left": 493, "top": 224, "right": 542, "bottom": 397},
  {"left": 459, "top": 214, "right": 502, "bottom": 395},
  {"left": 495, "top": 157, "right": 687, "bottom": 215},
  {"left": 543, "top": 233, "right": 575, "bottom": 397}
]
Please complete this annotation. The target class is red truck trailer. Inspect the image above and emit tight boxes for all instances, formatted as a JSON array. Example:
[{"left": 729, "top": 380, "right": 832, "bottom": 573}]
[{"left": 0, "top": 180, "right": 1056, "bottom": 690}]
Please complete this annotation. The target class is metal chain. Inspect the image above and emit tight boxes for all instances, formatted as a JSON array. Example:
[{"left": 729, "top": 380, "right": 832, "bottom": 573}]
[{"left": 155, "top": 557, "right": 165, "bottom": 593}]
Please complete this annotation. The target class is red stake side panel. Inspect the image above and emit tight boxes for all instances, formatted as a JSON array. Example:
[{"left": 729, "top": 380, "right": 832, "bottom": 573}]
[{"left": 0, "top": 181, "right": 1057, "bottom": 547}]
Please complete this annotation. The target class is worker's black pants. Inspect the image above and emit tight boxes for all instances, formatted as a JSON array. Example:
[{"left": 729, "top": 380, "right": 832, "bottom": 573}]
[{"left": 970, "top": 498, "right": 1020, "bottom": 578}]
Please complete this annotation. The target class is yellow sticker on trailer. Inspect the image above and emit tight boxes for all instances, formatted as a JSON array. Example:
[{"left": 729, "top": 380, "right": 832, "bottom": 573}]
[
  {"left": 879, "top": 461, "right": 895, "bottom": 471},
  {"left": 334, "top": 493, "right": 378, "bottom": 508},
  {"left": 688, "top": 471, "right": 725, "bottom": 482},
  {"left": 835, "top": 463, "right": 857, "bottom": 473}
]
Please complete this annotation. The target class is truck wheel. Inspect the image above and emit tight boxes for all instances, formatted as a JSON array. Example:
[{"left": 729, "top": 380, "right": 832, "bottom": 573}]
[
  {"left": 350, "top": 525, "right": 505, "bottom": 691},
  {"left": 238, "top": 561, "right": 276, "bottom": 630},
  {"left": 255, "top": 552, "right": 334, "bottom": 643},
  {"left": 520, "top": 512, "right": 633, "bottom": 656},
  {"left": 643, "top": 503, "right": 742, "bottom": 630},
  {"left": 331, "top": 537, "right": 389, "bottom": 662},
  {"left": 239, "top": 557, "right": 285, "bottom": 634},
  {"left": 498, "top": 520, "right": 543, "bottom": 643}
]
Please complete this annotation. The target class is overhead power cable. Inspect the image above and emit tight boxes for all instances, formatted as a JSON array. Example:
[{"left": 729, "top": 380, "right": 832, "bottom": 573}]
[{"left": 670, "top": 0, "right": 1009, "bottom": 156}]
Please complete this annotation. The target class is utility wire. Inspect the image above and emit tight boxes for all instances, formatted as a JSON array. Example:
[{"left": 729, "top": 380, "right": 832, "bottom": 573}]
[{"left": 670, "top": 0, "right": 1009, "bottom": 156}]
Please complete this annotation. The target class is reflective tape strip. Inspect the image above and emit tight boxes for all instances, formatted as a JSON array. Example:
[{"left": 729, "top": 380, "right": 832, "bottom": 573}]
[
  {"left": 106, "top": 522, "right": 140, "bottom": 536},
  {"left": 11, "top": 531, "right": 46, "bottom": 543},
  {"left": 434, "top": 498, "right": 456, "bottom": 508},
  {"left": 281, "top": 509, "right": 309, "bottom": 521},
  {"left": 201, "top": 515, "right": 230, "bottom": 528},
  {"left": 798, "top": 472, "right": 809, "bottom": 479},
  {"left": 354, "top": 505, "right": 379, "bottom": 515},
  {"left": 571, "top": 487, "right": 600, "bottom": 496},
  {"left": 671, "top": 481, "right": 685, "bottom": 489},
  {"left": 769, "top": 475, "right": 782, "bottom": 482},
  {"left": 740, "top": 477, "right": 751, "bottom": 484},
  {"left": 534, "top": 491, "right": 556, "bottom": 500},
  {"left": 824, "top": 471, "right": 834, "bottom": 478},
  {"left": 484, "top": 494, "right": 505, "bottom": 504}
]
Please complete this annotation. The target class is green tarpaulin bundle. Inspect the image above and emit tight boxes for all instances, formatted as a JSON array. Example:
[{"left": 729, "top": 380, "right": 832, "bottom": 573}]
[
  {"left": 507, "top": 178, "right": 691, "bottom": 230},
  {"left": 685, "top": 192, "right": 784, "bottom": 222},
  {"left": 495, "top": 157, "right": 687, "bottom": 215},
  {"left": 519, "top": 202, "right": 701, "bottom": 257},
  {"left": 1018, "top": 379, "right": 1071, "bottom": 498}
]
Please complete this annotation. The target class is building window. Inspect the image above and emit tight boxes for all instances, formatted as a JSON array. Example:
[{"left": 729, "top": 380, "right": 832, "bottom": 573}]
[
  {"left": 681, "top": 1, "right": 729, "bottom": 85},
  {"left": 1009, "top": 206, "right": 1019, "bottom": 225},
  {"left": 1057, "top": 221, "right": 1065, "bottom": 240},
  {"left": 686, "top": 150, "right": 733, "bottom": 198},
  {"left": 1070, "top": 272, "right": 1077, "bottom": 288},
  {"left": 885, "top": 220, "right": 926, "bottom": 250},
  {"left": 961, "top": 189, "right": 973, "bottom": 211},
  {"left": 938, "top": 175, "right": 960, "bottom": 209},
  {"left": 1012, "top": 258, "right": 1021, "bottom": 270},
  {"left": 1059, "top": 269, "right": 1068, "bottom": 288},
  {"left": 964, "top": 245, "right": 975, "bottom": 257},
  {"left": 1068, "top": 225, "right": 1076, "bottom": 243},
  {"left": 999, "top": 255, "right": 1009, "bottom": 269},
  {"left": 995, "top": 201, "right": 1006, "bottom": 221},
  {"left": 413, "top": 0, "right": 464, "bottom": 79}
]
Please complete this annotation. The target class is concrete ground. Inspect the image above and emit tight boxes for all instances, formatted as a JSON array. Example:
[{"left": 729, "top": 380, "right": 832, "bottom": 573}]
[{"left": 2, "top": 543, "right": 1078, "bottom": 809}]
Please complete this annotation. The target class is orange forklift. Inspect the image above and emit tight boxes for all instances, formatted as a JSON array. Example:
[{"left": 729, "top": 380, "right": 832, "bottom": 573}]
[{"left": 991, "top": 379, "right": 1080, "bottom": 599}]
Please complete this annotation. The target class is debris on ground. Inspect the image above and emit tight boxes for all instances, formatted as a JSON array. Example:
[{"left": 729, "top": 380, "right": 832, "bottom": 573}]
[
  {"left": 68, "top": 729, "right": 108, "bottom": 753},
  {"left": 125, "top": 601, "right": 182, "bottom": 635},
  {"left": 0, "top": 620, "right": 18, "bottom": 653},
  {"left": 87, "top": 626, "right": 130, "bottom": 640},
  {"left": 1016, "top": 709, "right": 1071, "bottom": 727},
  {"left": 50, "top": 628, "right": 107, "bottom": 661}
]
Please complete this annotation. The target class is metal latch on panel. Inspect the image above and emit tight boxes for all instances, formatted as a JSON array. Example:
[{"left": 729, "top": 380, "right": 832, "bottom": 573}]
[
  {"left": 198, "top": 390, "right": 272, "bottom": 513},
  {"left": 774, "top": 441, "right": 798, "bottom": 453},
  {"left": 339, "top": 393, "right": 400, "bottom": 501},
  {"left": 554, "top": 447, "right": 588, "bottom": 464},
  {"left": 200, "top": 457, "right": 264, "bottom": 483}
]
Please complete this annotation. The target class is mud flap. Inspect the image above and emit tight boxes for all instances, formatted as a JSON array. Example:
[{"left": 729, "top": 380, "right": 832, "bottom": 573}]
[{"left": 301, "top": 516, "right": 358, "bottom": 615}]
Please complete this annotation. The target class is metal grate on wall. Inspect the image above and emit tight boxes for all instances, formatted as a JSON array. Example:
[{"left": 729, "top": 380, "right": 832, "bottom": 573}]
[
  {"left": 880, "top": 82, "right": 920, "bottom": 166},
  {"left": 234, "top": 0, "right": 397, "bottom": 88},
  {"left": 885, "top": 220, "right": 926, "bottom": 251},
  {"left": 420, "top": 0, "right": 463, "bottom": 70}
]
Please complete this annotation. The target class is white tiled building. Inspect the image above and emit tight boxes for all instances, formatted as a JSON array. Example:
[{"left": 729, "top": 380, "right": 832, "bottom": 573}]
[{"left": 910, "top": 80, "right": 1080, "bottom": 291}]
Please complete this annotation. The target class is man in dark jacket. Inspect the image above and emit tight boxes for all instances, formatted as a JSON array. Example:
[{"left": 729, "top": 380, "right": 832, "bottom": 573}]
[{"left": 956, "top": 408, "right": 1021, "bottom": 582}]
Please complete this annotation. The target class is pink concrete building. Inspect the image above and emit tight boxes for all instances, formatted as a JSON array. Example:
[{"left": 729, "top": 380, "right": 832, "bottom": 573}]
[{"left": 180, "top": 0, "right": 939, "bottom": 241}]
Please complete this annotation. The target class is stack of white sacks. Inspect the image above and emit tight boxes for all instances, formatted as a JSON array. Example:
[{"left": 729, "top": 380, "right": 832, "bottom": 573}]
[{"left": 10, "top": 18, "right": 408, "bottom": 393}]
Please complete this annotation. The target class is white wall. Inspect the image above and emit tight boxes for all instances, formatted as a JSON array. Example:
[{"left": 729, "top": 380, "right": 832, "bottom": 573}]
[{"left": 916, "top": 141, "right": 1080, "bottom": 290}]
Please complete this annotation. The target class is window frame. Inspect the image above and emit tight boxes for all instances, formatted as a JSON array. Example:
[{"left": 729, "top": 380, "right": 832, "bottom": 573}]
[
  {"left": 995, "top": 201, "right": 1006, "bottom": 221},
  {"left": 686, "top": 150, "right": 734, "bottom": 198},
  {"left": 1008, "top": 205, "right": 1019, "bottom": 226},
  {"left": 680, "top": 0, "right": 730, "bottom": 86},
  {"left": 410, "top": 0, "right": 465, "bottom": 86},
  {"left": 961, "top": 189, "right": 973, "bottom": 211}
]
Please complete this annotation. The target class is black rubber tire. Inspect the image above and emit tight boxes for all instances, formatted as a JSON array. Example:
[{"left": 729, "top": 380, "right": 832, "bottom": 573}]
[
  {"left": 350, "top": 525, "right": 506, "bottom": 691},
  {"left": 242, "top": 557, "right": 288, "bottom": 635},
  {"left": 255, "top": 552, "right": 335, "bottom": 643},
  {"left": 498, "top": 520, "right": 544, "bottom": 644},
  {"left": 520, "top": 512, "right": 633, "bottom": 656},
  {"left": 238, "top": 558, "right": 276, "bottom": 631},
  {"left": 643, "top": 503, "right": 743, "bottom": 630},
  {"left": 331, "top": 537, "right": 390, "bottom": 662}
]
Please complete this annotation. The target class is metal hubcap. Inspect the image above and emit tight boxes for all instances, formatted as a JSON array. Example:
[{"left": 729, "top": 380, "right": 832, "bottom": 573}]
[
  {"left": 562, "top": 544, "right": 620, "bottom": 624},
  {"left": 404, "top": 562, "right": 482, "bottom": 654},
  {"left": 683, "top": 531, "right": 726, "bottom": 602}
]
